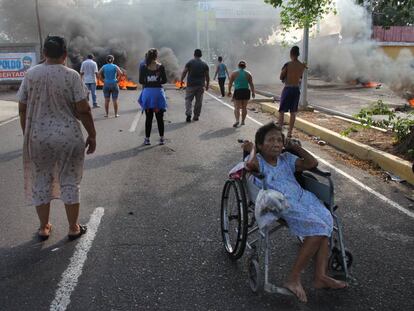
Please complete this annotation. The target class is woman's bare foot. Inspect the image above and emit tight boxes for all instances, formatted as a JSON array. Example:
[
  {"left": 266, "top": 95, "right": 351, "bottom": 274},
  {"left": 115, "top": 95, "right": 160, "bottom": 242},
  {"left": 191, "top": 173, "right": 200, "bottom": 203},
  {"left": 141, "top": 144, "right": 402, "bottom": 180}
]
[
  {"left": 314, "top": 275, "right": 348, "bottom": 289},
  {"left": 283, "top": 280, "right": 308, "bottom": 303}
]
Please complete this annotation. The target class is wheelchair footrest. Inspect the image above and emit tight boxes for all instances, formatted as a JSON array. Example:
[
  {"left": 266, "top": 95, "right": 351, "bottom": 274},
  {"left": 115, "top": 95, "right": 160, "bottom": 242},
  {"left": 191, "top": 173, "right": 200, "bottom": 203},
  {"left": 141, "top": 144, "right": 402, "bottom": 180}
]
[{"left": 264, "top": 283, "right": 295, "bottom": 296}]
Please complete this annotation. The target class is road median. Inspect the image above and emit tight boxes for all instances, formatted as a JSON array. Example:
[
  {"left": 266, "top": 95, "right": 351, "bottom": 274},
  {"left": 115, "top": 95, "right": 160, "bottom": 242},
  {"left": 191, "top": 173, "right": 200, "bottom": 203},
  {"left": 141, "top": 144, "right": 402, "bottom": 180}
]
[{"left": 259, "top": 102, "right": 414, "bottom": 186}]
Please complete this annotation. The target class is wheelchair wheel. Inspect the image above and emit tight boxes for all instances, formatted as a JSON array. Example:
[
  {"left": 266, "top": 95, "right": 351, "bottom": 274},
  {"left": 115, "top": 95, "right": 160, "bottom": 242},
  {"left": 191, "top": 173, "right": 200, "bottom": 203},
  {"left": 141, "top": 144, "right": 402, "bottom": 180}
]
[
  {"left": 329, "top": 247, "right": 353, "bottom": 272},
  {"left": 248, "top": 254, "right": 263, "bottom": 293},
  {"left": 221, "top": 179, "right": 248, "bottom": 260}
]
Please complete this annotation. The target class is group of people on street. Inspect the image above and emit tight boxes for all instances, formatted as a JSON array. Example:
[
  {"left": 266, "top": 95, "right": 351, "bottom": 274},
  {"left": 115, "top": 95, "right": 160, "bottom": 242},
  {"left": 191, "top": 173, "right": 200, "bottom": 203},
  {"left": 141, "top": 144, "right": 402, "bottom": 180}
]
[
  {"left": 16, "top": 33, "right": 350, "bottom": 304},
  {"left": 16, "top": 34, "right": 306, "bottom": 244},
  {"left": 79, "top": 45, "right": 305, "bottom": 145},
  {"left": 80, "top": 54, "right": 123, "bottom": 118}
]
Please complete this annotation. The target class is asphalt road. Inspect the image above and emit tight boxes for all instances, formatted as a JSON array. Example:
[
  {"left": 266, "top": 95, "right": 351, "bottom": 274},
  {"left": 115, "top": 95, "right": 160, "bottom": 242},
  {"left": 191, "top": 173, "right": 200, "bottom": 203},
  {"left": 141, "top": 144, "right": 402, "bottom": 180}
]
[{"left": 0, "top": 86, "right": 413, "bottom": 311}]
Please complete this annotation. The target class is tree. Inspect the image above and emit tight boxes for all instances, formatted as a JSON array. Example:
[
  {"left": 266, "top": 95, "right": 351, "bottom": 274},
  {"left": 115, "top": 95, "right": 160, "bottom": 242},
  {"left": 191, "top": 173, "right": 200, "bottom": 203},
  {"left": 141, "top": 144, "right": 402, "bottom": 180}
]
[
  {"left": 264, "top": 0, "right": 336, "bottom": 32},
  {"left": 356, "top": 0, "right": 414, "bottom": 27},
  {"left": 265, "top": 0, "right": 336, "bottom": 107}
]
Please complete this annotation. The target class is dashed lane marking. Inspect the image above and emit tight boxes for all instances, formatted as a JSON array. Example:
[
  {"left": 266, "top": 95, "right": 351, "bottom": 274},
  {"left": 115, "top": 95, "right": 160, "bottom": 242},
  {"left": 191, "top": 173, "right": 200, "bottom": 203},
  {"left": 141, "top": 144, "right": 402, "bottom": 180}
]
[
  {"left": 206, "top": 91, "right": 414, "bottom": 220},
  {"left": 49, "top": 207, "right": 105, "bottom": 311},
  {"left": 129, "top": 111, "right": 143, "bottom": 132}
]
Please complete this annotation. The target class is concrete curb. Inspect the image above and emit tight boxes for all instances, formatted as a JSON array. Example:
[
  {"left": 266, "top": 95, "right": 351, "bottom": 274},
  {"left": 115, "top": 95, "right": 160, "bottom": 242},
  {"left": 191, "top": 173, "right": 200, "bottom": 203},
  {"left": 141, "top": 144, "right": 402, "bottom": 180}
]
[{"left": 260, "top": 102, "right": 414, "bottom": 186}]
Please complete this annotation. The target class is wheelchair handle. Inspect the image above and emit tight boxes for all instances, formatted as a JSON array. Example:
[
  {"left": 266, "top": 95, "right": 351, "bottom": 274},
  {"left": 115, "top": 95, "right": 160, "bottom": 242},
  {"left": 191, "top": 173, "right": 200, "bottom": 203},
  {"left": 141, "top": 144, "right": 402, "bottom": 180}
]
[
  {"left": 309, "top": 167, "right": 331, "bottom": 177},
  {"left": 250, "top": 171, "right": 265, "bottom": 180}
]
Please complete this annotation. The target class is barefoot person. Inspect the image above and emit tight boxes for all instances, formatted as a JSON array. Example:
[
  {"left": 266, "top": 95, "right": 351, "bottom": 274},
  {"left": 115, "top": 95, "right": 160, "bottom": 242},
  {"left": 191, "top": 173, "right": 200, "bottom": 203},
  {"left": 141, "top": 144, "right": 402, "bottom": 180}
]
[
  {"left": 99, "top": 55, "right": 123, "bottom": 117},
  {"left": 228, "top": 60, "right": 255, "bottom": 127},
  {"left": 138, "top": 48, "right": 168, "bottom": 146},
  {"left": 279, "top": 46, "right": 306, "bottom": 139},
  {"left": 17, "top": 35, "right": 96, "bottom": 241},
  {"left": 243, "top": 123, "right": 347, "bottom": 302}
]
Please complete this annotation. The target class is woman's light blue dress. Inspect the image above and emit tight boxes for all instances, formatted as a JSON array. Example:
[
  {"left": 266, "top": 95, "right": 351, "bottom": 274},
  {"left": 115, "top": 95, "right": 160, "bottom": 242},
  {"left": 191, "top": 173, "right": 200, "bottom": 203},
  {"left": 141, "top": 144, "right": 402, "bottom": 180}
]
[{"left": 253, "top": 153, "right": 333, "bottom": 237}]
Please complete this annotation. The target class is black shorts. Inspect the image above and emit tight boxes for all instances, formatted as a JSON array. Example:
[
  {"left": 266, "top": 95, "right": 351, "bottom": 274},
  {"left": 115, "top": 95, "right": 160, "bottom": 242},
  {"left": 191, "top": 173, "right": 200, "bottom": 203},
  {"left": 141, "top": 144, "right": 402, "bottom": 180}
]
[{"left": 233, "top": 88, "right": 251, "bottom": 101}]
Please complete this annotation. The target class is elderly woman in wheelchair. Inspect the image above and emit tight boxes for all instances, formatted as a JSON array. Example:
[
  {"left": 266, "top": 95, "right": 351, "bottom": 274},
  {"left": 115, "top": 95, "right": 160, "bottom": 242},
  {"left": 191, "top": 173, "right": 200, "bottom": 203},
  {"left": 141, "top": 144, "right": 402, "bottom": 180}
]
[{"left": 220, "top": 122, "right": 350, "bottom": 303}]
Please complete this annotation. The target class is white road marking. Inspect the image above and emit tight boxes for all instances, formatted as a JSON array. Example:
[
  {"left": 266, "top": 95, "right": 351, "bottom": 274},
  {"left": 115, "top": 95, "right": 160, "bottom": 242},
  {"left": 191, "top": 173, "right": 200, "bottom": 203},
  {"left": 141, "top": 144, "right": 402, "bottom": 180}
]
[
  {"left": 206, "top": 92, "right": 263, "bottom": 126},
  {"left": 0, "top": 116, "right": 19, "bottom": 127},
  {"left": 206, "top": 91, "right": 414, "bottom": 220},
  {"left": 49, "top": 207, "right": 105, "bottom": 311},
  {"left": 129, "top": 111, "right": 143, "bottom": 132}
]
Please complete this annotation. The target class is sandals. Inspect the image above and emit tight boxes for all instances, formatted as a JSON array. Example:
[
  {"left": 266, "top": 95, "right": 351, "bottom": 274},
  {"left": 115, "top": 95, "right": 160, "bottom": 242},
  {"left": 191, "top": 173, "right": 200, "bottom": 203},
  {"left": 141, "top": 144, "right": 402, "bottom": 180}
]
[
  {"left": 68, "top": 224, "right": 87, "bottom": 241},
  {"left": 38, "top": 224, "right": 52, "bottom": 241}
]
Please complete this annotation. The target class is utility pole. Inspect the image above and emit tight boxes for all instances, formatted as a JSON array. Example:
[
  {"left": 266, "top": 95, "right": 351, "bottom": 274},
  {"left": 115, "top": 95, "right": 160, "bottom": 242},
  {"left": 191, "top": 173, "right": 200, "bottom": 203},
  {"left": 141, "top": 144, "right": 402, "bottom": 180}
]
[
  {"left": 35, "top": 0, "right": 43, "bottom": 58},
  {"left": 301, "top": 24, "right": 309, "bottom": 108}
]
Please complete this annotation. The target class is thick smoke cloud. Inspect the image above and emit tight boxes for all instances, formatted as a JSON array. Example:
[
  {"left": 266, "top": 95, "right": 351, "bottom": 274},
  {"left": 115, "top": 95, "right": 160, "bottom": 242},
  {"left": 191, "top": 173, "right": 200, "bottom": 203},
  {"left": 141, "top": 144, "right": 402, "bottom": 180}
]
[
  {"left": 0, "top": 0, "right": 412, "bottom": 95},
  {"left": 309, "top": 0, "right": 414, "bottom": 96},
  {"left": 0, "top": 0, "right": 281, "bottom": 83}
]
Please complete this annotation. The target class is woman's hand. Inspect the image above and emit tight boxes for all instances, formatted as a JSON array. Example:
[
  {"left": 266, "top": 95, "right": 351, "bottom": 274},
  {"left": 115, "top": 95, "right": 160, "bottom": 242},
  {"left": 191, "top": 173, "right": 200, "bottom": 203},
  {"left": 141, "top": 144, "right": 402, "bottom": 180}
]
[
  {"left": 85, "top": 136, "right": 96, "bottom": 154},
  {"left": 241, "top": 140, "right": 254, "bottom": 153},
  {"left": 284, "top": 138, "right": 300, "bottom": 151}
]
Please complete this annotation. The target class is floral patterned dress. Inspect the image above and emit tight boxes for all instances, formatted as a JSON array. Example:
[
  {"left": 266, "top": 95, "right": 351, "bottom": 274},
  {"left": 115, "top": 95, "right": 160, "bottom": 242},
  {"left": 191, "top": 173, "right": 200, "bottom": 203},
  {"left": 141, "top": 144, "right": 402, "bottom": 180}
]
[
  {"left": 17, "top": 63, "right": 88, "bottom": 206},
  {"left": 253, "top": 153, "right": 333, "bottom": 237}
]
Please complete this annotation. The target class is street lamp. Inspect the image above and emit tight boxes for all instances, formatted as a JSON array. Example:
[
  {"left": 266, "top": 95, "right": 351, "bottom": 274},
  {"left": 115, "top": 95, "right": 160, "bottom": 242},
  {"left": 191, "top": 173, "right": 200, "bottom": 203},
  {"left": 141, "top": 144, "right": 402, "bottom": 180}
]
[{"left": 35, "top": 0, "right": 43, "bottom": 58}]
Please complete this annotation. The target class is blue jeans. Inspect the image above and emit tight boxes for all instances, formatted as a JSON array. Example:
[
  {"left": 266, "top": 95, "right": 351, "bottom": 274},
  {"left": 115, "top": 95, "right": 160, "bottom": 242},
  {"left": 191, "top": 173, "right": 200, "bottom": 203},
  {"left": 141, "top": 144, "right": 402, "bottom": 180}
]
[{"left": 85, "top": 83, "right": 97, "bottom": 106}]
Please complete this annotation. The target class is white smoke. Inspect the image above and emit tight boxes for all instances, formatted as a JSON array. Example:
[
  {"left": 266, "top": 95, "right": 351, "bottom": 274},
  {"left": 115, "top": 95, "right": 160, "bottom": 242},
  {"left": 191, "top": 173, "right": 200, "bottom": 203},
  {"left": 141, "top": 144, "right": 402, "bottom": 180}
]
[{"left": 309, "top": 0, "right": 414, "bottom": 95}]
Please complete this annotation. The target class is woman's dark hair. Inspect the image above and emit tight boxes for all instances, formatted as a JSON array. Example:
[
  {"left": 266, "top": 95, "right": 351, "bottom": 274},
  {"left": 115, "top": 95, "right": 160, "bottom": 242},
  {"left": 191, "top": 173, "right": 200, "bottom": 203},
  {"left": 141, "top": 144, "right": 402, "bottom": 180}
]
[
  {"left": 255, "top": 122, "right": 284, "bottom": 153},
  {"left": 145, "top": 48, "right": 158, "bottom": 66},
  {"left": 238, "top": 60, "right": 246, "bottom": 69},
  {"left": 43, "top": 35, "right": 67, "bottom": 59},
  {"left": 107, "top": 55, "right": 114, "bottom": 63},
  {"left": 290, "top": 46, "right": 300, "bottom": 57},
  {"left": 218, "top": 56, "right": 223, "bottom": 62}
]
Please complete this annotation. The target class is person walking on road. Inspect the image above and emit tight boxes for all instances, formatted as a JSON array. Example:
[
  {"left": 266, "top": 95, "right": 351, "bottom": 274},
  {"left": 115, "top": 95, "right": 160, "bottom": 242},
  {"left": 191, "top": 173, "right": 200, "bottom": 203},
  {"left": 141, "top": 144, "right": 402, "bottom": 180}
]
[
  {"left": 180, "top": 49, "right": 209, "bottom": 122},
  {"left": 17, "top": 35, "right": 96, "bottom": 241},
  {"left": 213, "top": 56, "right": 229, "bottom": 97},
  {"left": 80, "top": 54, "right": 100, "bottom": 108},
  {"left": 228, "top": 60, "right": 255, "bottom": 128},
  {"left": 279, "top": 46, "right": 306, "bottom": 139},
  {"left": 138, "top": 48, "right": 168, "bottom": 146},
  {"left": 99, "top": 55, "right": 123, "bottom": 118}
]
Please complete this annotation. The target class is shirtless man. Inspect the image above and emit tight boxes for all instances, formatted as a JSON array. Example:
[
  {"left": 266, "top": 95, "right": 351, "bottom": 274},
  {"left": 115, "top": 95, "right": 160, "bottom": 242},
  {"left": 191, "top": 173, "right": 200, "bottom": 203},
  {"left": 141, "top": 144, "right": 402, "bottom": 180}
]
[{"left": 278, "top": 46, "right": 306, "bottom": 139}]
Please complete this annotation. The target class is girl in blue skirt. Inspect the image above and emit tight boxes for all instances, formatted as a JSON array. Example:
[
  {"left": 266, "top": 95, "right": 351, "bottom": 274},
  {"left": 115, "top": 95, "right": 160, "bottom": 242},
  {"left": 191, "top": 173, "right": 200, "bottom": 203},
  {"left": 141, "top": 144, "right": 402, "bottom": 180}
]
[{"left": 138, "top": 48, "right": 168, "bottom": 145}]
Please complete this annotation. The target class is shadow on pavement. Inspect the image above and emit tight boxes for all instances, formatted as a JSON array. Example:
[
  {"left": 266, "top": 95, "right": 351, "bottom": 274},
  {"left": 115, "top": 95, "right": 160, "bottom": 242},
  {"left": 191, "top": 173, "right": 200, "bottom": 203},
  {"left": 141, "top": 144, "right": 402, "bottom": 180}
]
[
  {"left": 0, "top": 149, "right": 22, "bottom": 163},
  {"left": 84, "top": 145, "right": 157, "bottom": 170},
  {"left": 199, "top": 127, "right": 236, "bottom": 141}
]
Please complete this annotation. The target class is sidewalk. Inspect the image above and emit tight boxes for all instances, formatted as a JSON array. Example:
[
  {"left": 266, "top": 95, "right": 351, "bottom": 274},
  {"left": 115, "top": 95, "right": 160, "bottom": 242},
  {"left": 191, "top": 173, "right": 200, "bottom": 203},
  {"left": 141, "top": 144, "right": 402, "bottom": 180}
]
[{"left": 0, "top": 99, "right": 18, "bottom": 124}]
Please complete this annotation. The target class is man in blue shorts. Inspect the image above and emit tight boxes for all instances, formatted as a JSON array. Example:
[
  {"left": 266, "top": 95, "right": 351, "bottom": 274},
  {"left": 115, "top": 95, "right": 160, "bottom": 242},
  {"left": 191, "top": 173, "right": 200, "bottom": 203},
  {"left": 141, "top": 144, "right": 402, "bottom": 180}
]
[
  {"left": 98, "top": 55, "right": 123, "bottom": 117},
  {"left": 278, "top": 46, "right": 306, "bottom": 139}
]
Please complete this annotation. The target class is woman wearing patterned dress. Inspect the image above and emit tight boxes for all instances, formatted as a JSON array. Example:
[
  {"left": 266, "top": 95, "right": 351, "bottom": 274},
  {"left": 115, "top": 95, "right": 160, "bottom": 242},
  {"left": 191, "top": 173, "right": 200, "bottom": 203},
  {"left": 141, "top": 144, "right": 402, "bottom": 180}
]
[
  {"left": 17, "top": 36, "right": 96, "bottom": 241},
  {"left": 243, "top": 122, "right": 347, "bottom": 302}
]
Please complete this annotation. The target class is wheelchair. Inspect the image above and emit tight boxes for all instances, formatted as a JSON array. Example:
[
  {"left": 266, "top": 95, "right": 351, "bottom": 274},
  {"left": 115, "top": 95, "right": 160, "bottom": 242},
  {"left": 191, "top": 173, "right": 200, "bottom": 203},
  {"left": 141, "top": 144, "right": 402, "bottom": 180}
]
[{"left": 220, "top": 147, "right": 353, "bottom": 294}]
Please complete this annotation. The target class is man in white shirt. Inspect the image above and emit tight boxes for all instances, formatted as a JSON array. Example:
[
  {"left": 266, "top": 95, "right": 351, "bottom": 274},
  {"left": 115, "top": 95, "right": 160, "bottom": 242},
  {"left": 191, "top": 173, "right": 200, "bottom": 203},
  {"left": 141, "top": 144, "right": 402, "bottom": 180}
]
[{"left": 80, "top": 54, "right": 100, "bottom": 108}]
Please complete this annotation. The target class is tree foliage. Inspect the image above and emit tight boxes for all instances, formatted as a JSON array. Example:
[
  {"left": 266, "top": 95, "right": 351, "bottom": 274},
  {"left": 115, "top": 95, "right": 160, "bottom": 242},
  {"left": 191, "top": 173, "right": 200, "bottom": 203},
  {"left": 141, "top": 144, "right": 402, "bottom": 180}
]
[
  {"left": 265, "top": 0, "right": 336, "bottom": 31},
  {"left": 356, "top": 0, "right": 414, "bottom": 27}
]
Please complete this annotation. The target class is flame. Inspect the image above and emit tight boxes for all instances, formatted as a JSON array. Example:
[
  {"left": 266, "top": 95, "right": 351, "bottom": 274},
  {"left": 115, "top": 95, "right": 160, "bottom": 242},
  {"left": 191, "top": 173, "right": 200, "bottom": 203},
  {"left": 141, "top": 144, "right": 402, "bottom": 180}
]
[
  {"left": 118, "top": 73, "right": 138, "bottom": 90},
  {"left": 97, "top": 78, "right": 104, "bottom": 89},
  {"left": 409, "top": 98, "right": 414, "bottom": 107},
  {"left": 96, "top": 75, "right": 137, "bottom": 90},
  {"left": 361, "top": 81, "right": 381, "bottom": 88},
  {"left": 175, "top": 80, "right": 186, "bottom": 89}
]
